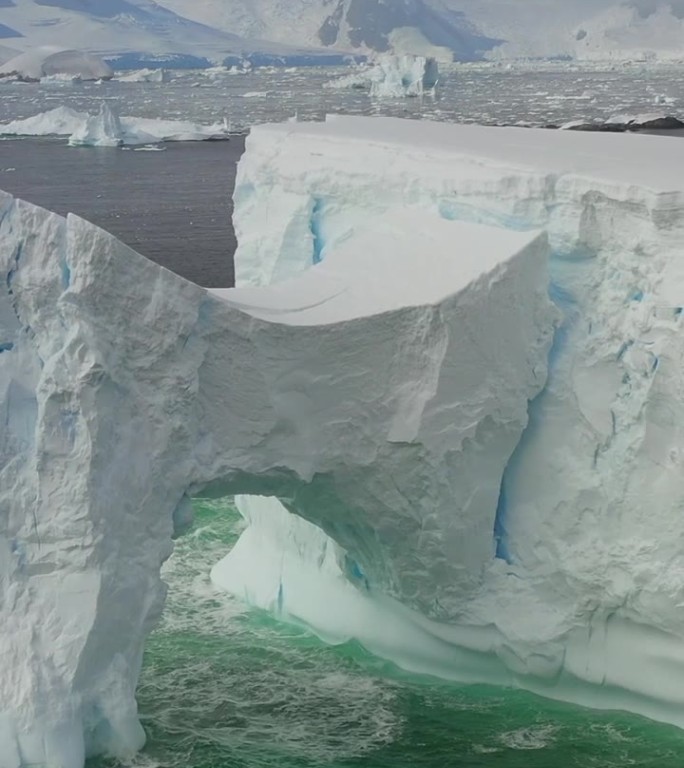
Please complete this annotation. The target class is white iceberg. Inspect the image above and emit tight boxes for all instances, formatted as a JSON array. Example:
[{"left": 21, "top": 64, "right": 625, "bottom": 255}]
[
  {"left": 0, "top": 47, "right": 113, "bottom": 82},
  {"left": 4, "top": 115, "right": 684, "bottom": 767},
  {"left": 0, "top": 106, "right": 85, "bottom": 137},
  {"left": 68, "top": 103, "right": 127, "bottom": 148},
  {"left": 230, "top": 116, "right": 684, "bottom": 727},
  {"left": 115, "top": 68, "right": 169, "bottom": 84},
  {"left": 370, "top": 54, "right": 439, "bottom": 98},
  {"left": 0, "top": 189, "right": 552, "bottom": 766},
  {"left": 0, "top": 105, "right": 230, "bottom": 146},
  {"left": 327, "top": 54, "right": 439, "bottom": 98}
]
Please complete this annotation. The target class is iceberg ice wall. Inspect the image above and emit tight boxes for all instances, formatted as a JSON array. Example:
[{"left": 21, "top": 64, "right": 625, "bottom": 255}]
[
  {"left": 0, "top": 185, "right": 553, "bottom": 766},
  {"left": 4, "top": 114, "right": 684, "bottom": 766},
  {"left": 229, "top": 117, "right": 684, "bottom": 726}
]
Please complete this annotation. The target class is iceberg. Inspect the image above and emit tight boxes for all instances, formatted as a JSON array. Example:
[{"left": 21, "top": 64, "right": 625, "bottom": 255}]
[
  {"left": 327, "top": 54, "right": 439, "bottom": 97},
  {"left": 4, "top": 114, "right": 684, "bottom": 765},
  {"left": 115, "top": 68, "right": 169, "bottom": 84},
  {"left": 0, "top": 187, "right": 552, "bottom": 766},
  {"left": 0, "top": 47, "right": 113, "bottom": 82},
  {"left": 68, "top": 103, "right": 127, "bottom": 148},
  {"left": 230, "top": 116, "right": 684, "bottom": 726},
  {"left": 370, "top": 54, "right": 439, "bottom": 98},
  {"left": 0, "top": 105, "right": 230, "bottom": 146}
]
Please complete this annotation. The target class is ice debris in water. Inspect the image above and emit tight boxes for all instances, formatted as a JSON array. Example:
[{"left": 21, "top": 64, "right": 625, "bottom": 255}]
[{"left": 0, "top": 104, "right": 231, "bottom": 146}]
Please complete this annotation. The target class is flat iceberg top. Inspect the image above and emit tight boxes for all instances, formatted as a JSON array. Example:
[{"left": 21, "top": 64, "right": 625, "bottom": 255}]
[
  {"left": 254, "top": 116, "right": 684, "bottom": 193},
  {"left": 212, "top": 211, "right": 543, "bottom": 325}
]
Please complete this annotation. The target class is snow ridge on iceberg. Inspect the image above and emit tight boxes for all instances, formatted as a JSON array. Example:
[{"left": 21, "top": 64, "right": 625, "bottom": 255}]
[{"left": 0, "top": 189, "right": 553, "bottom": 766}]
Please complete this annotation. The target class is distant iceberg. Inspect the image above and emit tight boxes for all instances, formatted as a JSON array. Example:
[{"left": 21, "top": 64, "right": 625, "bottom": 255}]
[
  {"left": 115, "top": 68, "right": 169, "bottom": 84},
  {"left": 0, "top": 104, "right": 231, "bottom": 146},
  {"left": 370, "top": 54, "right": 439, "bottom": 98},
  {"left": 0, "top": 47, "right": 113, "bottom": 82},
  {"left": 327, "top": 54, "right": 439, "bottom": 97},
  {"left": 68, "top": 103, "right": 127, "bottom": 148}
]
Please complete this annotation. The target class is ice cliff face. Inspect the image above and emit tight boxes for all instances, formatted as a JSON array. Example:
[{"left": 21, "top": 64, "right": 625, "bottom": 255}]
[
  {"left": 230, "top": 117, "right": 684, "bottom": 726},
  {"left": 4, "top": 115, "right": 684, "bottom": 767},
  {"left": 0, "top": 188, "right": 553, "bottom": 765}
]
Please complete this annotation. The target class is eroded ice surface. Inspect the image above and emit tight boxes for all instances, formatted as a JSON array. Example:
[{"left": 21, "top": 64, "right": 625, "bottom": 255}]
[
  {"left": 0, "top": 192, "right": 552, "bottom": 766},
  {"left": 226, "top": 116, "right": 684, "bottom": 728}
]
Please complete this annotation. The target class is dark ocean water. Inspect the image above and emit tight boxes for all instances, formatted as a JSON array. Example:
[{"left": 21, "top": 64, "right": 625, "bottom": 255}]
[
  {"left": 0, "top": 137, "right": 244, "bottom": 287},
  {"left": 4, "top": 138, "right": 684, "bottom": 768}
]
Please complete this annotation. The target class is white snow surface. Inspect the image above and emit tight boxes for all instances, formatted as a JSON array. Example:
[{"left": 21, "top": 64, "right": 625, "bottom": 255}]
[
  {"left": 0, "top": 186, "right": 553, "bottom": 766},
  {"left": 0, "top": 105, "right": 229, "bottom": 146},
  {"left": 227, "top": 116, "right": 684, "bottom": 729},
  {"left": 0, "top": 48, "right": 113, "bottom": 82}
]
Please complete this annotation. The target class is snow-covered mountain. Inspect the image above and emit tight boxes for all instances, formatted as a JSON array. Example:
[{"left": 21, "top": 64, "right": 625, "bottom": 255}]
[
  {"left": 0, "top": 0, "right": 351, "bottom": 65},
  {"left": 159, "top": 0, "right": 684, "bottom": 61},
  {"left": 2, "top": 0, "right": 684, "bottom": 67},
  {"left": 456, "top": 0, "right": 684, "bottom": 60},
  {"left": 160, "top": 0, "right": 499, "bottom": 60}
]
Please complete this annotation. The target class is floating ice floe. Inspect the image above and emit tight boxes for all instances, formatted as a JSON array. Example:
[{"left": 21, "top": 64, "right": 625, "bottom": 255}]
[
  {"left": 0, "top": 104, "right": 231, "bottom": 146},
  {"left": 327, "top": 54, "right": 439, "bottom": 98},
  {"left": 0, "top": 47, "right": 113, "bottom": 82}
]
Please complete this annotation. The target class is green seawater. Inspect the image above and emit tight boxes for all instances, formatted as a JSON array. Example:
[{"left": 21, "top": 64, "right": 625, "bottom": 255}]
[{"left": 91, "top": 500, "right": 684, "bottom": 768}]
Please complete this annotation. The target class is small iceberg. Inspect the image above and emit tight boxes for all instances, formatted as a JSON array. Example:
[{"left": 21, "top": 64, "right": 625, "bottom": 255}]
[
  {"left": 327, "top": 54, "right": 439, "bottom": 98},
  {"left": 69, "top": 103, "right": 126, "bottom": 147},
  {"left": 116, "top": 68, "right": 169, "bottom": 84}
]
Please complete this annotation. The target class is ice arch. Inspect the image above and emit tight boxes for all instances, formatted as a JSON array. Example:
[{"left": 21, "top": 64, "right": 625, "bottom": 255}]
[
  {"left": 227, "top": 117, "right": 684, "bottom": 732},
  {"left": 0, "top": 190, "right": 553, "bottom": 766}
]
